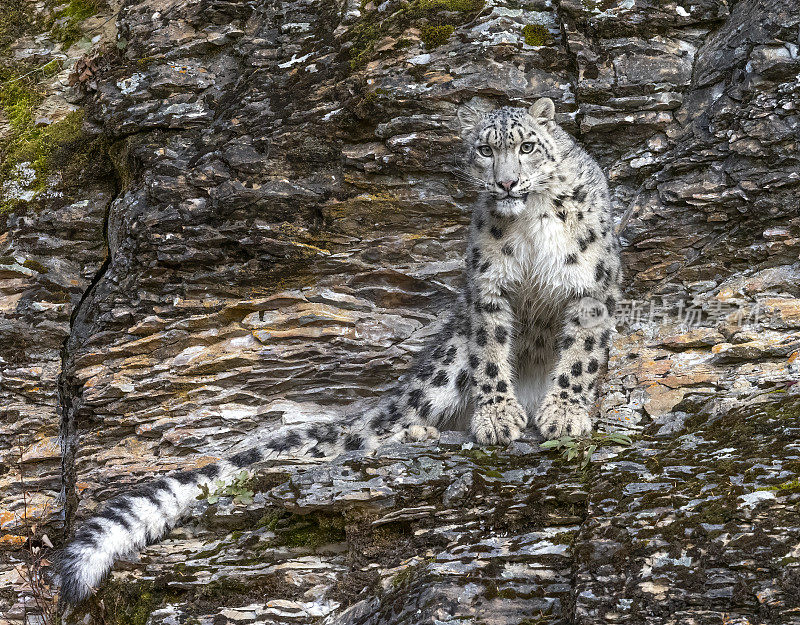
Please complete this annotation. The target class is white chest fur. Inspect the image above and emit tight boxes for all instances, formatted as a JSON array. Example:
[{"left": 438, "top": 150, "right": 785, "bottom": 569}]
[{"left": 498, "top": 198, "right": 594, "bottom": 308}]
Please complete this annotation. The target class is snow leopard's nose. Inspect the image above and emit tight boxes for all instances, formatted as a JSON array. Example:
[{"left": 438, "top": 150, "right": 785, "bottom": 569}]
[{"left": 497, "top": 179, "right": 518, "bottom": 192}]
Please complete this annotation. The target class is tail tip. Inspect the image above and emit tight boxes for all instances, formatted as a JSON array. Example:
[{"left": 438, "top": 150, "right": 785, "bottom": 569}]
[{"left": 56, "top": 548, "right": 97, "bottom": 606}]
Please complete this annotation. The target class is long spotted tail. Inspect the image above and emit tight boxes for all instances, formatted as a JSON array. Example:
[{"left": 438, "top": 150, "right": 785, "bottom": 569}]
[{"left": 57, "top": 419, "right": 367, "bottom": 605}]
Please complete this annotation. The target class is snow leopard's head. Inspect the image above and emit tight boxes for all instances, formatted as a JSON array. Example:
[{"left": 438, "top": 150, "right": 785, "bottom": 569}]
[{"left": 457, "top": 98, "right": 560, "bottom": 217}]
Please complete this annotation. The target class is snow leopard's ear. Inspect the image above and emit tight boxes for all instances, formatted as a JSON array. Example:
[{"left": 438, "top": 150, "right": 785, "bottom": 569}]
[
  {"left": 457, "top": 104, "right": 483, "bottom": 135},
  {"left": 529, "top": 97, "right": 555, "bottom": 122}
]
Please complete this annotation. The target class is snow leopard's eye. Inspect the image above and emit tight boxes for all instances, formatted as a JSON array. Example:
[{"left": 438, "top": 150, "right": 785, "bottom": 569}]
[
  {"left": 520, "top": 142, "right": 535, "bottom": 154},
  {"left": 477, "top": 145, "right": 493, "bottom": 158}
]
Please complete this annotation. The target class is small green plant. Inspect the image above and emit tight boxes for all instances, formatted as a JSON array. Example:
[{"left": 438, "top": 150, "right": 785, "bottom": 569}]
[
  {"left": 540, "top": 431, "right": 633, "bottom": 469},
  {"left": 197, "top": 470, "right": 255, "bottom": 505},
  {"left": 420, "top": 23, "right": 454, "bottom": 48},
  {"left": 522, "top": 24, "right": 552, "bottom": 46}
]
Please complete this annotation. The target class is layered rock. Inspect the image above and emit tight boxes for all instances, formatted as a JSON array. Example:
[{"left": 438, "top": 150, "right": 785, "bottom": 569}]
[{"left": 0, "top": 0, "right": 798, "bottom": 622}]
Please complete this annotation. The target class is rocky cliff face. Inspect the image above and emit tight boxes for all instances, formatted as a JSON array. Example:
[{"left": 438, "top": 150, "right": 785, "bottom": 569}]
[{"left": 1, "top": 0, "right": 799, "bottom": 622}]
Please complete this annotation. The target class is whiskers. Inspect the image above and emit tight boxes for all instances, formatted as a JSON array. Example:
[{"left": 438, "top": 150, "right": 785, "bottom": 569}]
[{"left": 449, "top": 166, "right": 489, "bottom": 193}]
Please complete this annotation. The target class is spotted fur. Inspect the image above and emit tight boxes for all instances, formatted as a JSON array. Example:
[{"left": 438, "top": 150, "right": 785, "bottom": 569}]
[{"left": 58, "top": 98, "right": 621, "bottom": 604}]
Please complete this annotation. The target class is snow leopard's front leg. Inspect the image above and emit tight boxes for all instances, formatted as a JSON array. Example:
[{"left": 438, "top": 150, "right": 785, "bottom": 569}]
[
  {"left": 533, "top": 292, "right": 617, "bottom": 439},
  {"left": 467, "top": 257, "right": 527, "bottom": 445}
]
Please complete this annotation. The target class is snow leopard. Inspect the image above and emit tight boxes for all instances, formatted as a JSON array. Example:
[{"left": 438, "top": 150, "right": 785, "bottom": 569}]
[{"left": 58, "top": 98, "right": 622, "bottom": 604}]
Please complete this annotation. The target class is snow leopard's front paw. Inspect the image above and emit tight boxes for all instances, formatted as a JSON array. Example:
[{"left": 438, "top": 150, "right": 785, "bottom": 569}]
[
  {"left": 398, "top": 424, "right": 440, "bottom": 443},
  {"left": 471, "top": 397, "right": 528, "bottom": 445},
  {"left": 534, "top": 392, "right": 593, "bottom": 440}
]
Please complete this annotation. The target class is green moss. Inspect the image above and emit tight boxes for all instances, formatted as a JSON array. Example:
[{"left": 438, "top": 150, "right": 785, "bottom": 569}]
[
  {"left": 98, "top": 580, "right": 180, "bottom": 625},
  {"left": 0, "top": 107, "right": 83, "bottom": 210},
  {"left": 40, "top": 58, "right": 65, "bottom": 78},
  {"left": 120, "top": 592, "right": 158, "bottom": 625},
  {"left": 407, "top": 64, "right": 429, "bottom": 82},
  {"left": 420, "top": 24, "right": 454, "bottom": 48},
  {"left": 522, "top": 24, "right": 553, "bottom": 46},
  {"left": 548, "top": 530, "right": 577, "bottom": 545},
  {"left": 760, "top": 400, "right": 800, "bottom": 421},
  {"left": 254, "top": 510, "right": 350, "bottom": 551},
  {"left": 49, "top": 0, "right": 102, "bottom": 48},
  {"left": 419, "top": 0, "right": 483, "bottom": 10},
  {"left": 192, "top": 577, "right": 255, "bottom": 600},
  {"left": 192, "top": 541, "right": 228, "bottom": 560},
  {"left": 38, "top": 109, "right": 86, "bottom": 147},
  {"left": 391, "top": 562, "right": 425, "bottom": 587},
  {"left": 346, "top": 0, "right": 483, "bottom": 70},
  {"left": 359, "top": 87, "right": 391, "bottom": 108},
  {"left": 0, "top": 0, "right": 41, "bottom": 51},
  {"left": 51, "top": 288, "right": 72, "bottom": 303},
  {"left": 460, "top": 447, "right": 500, "bottom": 466},
  {"left": 0, "top": 80, "right": 41, "bottom": 213},
  {"left": 92, "top": 575, "right": 280, "bottom": 625},
  {"left": 0, "top": 82, "right": 41, "bottom": 130},
  {"left": 59, "top": 0, "right": 101, "bottom": 21},
  {"left": 761, "top": 478, "right": 800, "bottom": 494},
  {"left": 0, "top": 94, "right": 110, "bottom": 214},
  {"left": 50, "top": 22, "right": 82, "bottom": 47},
  {"left": 21, "top": 259, "right": 48, "bottom": 273},
  {"left": 777, "top": 479, "right": 800, "bottom": 493},
  {"left": 714, "top": 459, "right": 737, "bottom": 476},
  {"left": 91, "top": 564, "right": 295, "bottom": 623},
  {"left": 693, "top": 497, "right": 736, "bottom": 525},
  {"left": 281, "top": 514, "right": 346, "bottom": 548},
  {"left": 483, "top": 579, "right": 499, "bottom": 600},
  {"left": 256, "top": 510, "right": 285, "bottom": 531},
  {"left": 348, "top": 21, "right": 384, "bottom": 70}
]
